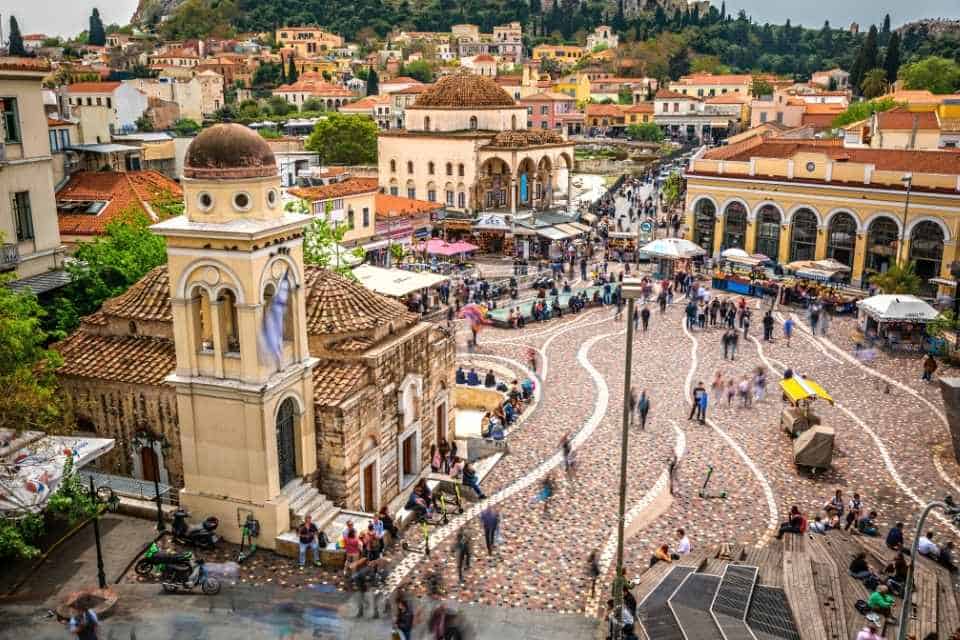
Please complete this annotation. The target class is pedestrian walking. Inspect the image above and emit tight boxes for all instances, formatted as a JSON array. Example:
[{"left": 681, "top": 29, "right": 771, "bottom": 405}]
[
  {"left": 784, "top": 316, "right": 794, "bottom": 347},
  {"left": 640, "top": 305, "right": 650, "bottom": 332},
  {"left": 480, "top": 506, "right": 500, "bottom": 557},
  {"left": 726, "top": 377, "right": 736, "bottom": 405},
  {"left": 637, "top": 390, "right": 650, "bottom": 429},
  {"left": 689, "top": 381, "right": 706, "bottom": 423},
  {"left": 742, "top": 312, "right": 751, "bottom": 339},
  {"left": 68, "top": 601, "right": 99, "bottom": 640},
  {"left": 455, "top": 528, "right": 472, "bottom": 583},
  {"left": 754, "top": 367, "right": 767, "bottom": 402},
  {"left": 588, "top": 549, "right": 601, "bottom": 597},
  {"left": 711, "top": 371, "right": 724, "bottom": 403},
  {"left": 763, "top": 311, "right": 774, "bottom": 341},
  {"left": 923, "top": 354, "right": 939, "bottom": 381},
  {"left": 738, "top": 376, "right": 752, "bottom": 408}
]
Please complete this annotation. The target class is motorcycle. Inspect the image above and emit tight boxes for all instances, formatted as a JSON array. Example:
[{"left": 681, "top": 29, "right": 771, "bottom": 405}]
[
  {"left": 171, "top": 509, "right": 219, "bottom": 549},
  {"left": 135, "top": 541, "right": 192, "bottom": 577},
  {"left": 161, "top": 557, "right": 221, "bottom": 595}
]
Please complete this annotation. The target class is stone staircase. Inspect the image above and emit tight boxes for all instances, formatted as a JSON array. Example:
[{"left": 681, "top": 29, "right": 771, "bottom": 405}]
[{"left": 282, "top": 478, "right": 339, "bottom": 530}]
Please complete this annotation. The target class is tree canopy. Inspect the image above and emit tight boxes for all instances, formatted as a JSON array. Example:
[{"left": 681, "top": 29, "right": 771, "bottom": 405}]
[
  {"left": 832, "top": 97, "right": 899, "bottom": 128},
  {"left": 88, "top": 8, "right": 107, "bottom": 46},
  {"left": 305, "top": 113, "right": 378, "bottom": 165},
  {"left": 8, "top": 16, "right": 26, "bottom": 57},
  {"left": 626, "top": 122, "right": 663, "bottom": 142},
  {"left": 898, "top": 56, "right": 960, "bottom": 95}
]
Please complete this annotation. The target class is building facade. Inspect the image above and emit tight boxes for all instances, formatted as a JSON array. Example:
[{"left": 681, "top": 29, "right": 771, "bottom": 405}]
[
  {"left": 519, "top": 91, "right": 577, "bottom": 131},
  {"left": 275, "top": 27, "right": 344, "bottom": 56},
  {"left": 684, "top": 138, "right": 960, "bottom": 290},
  {"left": 66, "top": 82, "right": 148, "bottom": 134}
]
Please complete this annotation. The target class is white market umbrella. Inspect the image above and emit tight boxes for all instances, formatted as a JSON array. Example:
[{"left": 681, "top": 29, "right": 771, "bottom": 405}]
[
  {"left": 640, "top": 238, "right": 707, "bottom": 260},
  {"left": 857, "top": 294, "right": 939, "bottom": 323},
  {"left": 721, "top": 248, "right": 749, "bottom": 259}
]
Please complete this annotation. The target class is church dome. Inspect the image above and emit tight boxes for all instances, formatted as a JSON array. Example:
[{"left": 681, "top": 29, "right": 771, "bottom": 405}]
[
  {"left": 183, "top": 123, "right": 277, "bottom": 180},
  {"left": 413, "top": 73, "right": 516, "bottom": 109}
]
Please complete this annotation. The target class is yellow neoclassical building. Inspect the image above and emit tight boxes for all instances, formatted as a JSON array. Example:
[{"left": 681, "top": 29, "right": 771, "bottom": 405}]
[{"left": 684, "top": 138, "right": 960, "bottom": 290}]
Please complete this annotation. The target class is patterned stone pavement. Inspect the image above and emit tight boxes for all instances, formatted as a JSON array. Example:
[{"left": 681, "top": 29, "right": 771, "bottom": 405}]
[{"left": 391, "top": 284, "right": 960, "bottom": 618}]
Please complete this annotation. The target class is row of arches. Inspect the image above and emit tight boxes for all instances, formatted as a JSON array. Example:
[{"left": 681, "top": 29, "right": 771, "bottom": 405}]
[{"left": 692, "top": 198, "right": 947, "bottom": 284}]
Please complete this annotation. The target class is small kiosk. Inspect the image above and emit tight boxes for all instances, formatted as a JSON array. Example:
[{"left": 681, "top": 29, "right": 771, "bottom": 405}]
[
  {"left": 857, "top": 294, "right": 939, "bottom": 351},
  {"left": 779, "top": 376, "right": 835, "bottom": 470}
]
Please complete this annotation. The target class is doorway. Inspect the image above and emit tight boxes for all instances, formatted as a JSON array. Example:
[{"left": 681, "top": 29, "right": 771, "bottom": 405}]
[
  {"left": 276, "top": 398, "right": 298, "bottom": 488},
  {"left": 362, "top": 463, "right": 375, "bottom": 512},
  {"left": 436, "top": 402, "right": 447, "bottom": 445},
  {"left": 140, "top": 446, "right": 159, "bottom": 483}
]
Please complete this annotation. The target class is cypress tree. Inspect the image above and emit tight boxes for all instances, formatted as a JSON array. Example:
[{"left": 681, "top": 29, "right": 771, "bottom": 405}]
[
  {"left": 8, "top": 16, "right": 26, "bottom": 56},
  {"left": 863, "top": 25, "right": 879, "bottom": 71},
  {"left": 720, "top": 1, "right": 726, "bottom": 21},
  {"left": 88, "top": 8, "right": 106, "bottom": 47},
  {"left": 884, "top": 31, "right": 901, "bottom": 83},
  {"left": 881, "top": 13, "right": 891, "bottom": 44},
  {"left": 286, "top": 55, "right": 298, "bottom": 83},
  {"left": 366, "top": 67, "right": 379, "bottom": 96}
]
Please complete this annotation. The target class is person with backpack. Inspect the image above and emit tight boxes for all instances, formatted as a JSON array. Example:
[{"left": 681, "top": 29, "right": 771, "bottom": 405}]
[
  {"left": 68, "top": 602, "right": 99, "bottom": 640},
  {"left": 636, "top": 391, "right": 650, "bottom": 430}
]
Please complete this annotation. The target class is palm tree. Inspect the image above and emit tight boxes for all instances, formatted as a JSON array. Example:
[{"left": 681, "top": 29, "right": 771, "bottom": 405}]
[
  {"left": 870, "top": 262, "right": 921, "bottom": 295},
  {"left": 860, "top": 68, "right": 888, "bottom": 99}
]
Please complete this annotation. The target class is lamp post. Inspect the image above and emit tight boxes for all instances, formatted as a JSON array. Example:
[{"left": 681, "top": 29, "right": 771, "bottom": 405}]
[
  {"left": 896, "top": 173, "right": 913, "bottom": 266},
  {"left": 897, "top": 498, "right": 960, "bottom": 640},
  {"left": 87, "top": 476, "right": 108, "bottom": 589},
  {"left": 612, "top": 277, "right": 643, "bottom": 640}
]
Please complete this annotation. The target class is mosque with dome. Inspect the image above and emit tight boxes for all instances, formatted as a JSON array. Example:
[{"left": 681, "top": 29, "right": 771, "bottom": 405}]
[
  {"left": 378, "top": 73, "right": 577, "bottom": 219},
  {"left": 53, "top": 124, "right": 457, "bottom": 549}
]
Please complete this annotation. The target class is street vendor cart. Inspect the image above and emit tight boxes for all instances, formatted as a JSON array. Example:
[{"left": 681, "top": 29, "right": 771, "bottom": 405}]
[{"left": 779, "top": 376, "right": 836, "bottom": 470}]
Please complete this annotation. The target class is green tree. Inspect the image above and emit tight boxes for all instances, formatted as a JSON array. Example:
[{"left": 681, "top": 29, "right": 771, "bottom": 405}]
[
  {"left": 267, "top": 95, "right": 294, "bottom": 116},
  {"left": 88, "top": 8, "right": 106, "bottom": 46},
  {"left": 883, "top": 31, "right": 901, "bottom": 83},
  {"left": 0, "top": 513, "right": 44, "bottom": 560},
  {"left": 252, "top": 62, "right": 284, "bottom": 94},
  {"left": 135, "top": 113, "right": 154, "bottom": 132},
  {"left": 899, "top": 56, "right": 960, "bottom": 95},
  {"left": 306, "top": 113, "right": 378, "bottom": 165},
  {"left": 301, "top": 98, "right": 323, "bottom": 112},
  {"left": 53, "top": 210, "right": 167, "bottom": 335},
  {"left": 161, "top": 0, "right": 236, "bottom": 40},
  {"left": 750, "top": 76, "right": 774, "bottom": 98},
  {"left": 286, "top": 54, "right": 298, "bottom": 84},
  {"left": 539, "top": 56, "right": 561, "bottom": 77},
  {"left": 667, "top": 46, "right": 689, "bottom": 79},
  {"left": 366, "top": 67, "right": 379, "bottom": 96},
  {"left": 0, "top": 275, "right": 66, "bottom": 435},
  {"left": 661, "top": 171, "right": 684, "bottom": 208},
  {"left": 291, "top": 200, "right": 362, "bottom": 276},
  {"left": 870, "top": 262, "right": 921, "bottom": 295},
  {"left": 832, "top": 97, "right": 899, "bottom": 127},
  {"left": 172, "top": 118, "right": 201, "bottom": 136},
  {"left": 617, "top": 86, "right": 633, "bottom": 105},
  {"left": 626, "top": 122, "right": 664, "bottom": 142},
  {"left": 860, "top": 68, "right": 887, "bottom": 99},
  {"left": 8, "top": 16, "right": 26, "bottom": 57},
  {"left": 400, "top": 60, "right": 434, "bottom": 83}
]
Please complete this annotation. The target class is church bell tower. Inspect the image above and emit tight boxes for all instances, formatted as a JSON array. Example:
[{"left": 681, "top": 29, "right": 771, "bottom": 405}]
[{"left": 152, "top": 124, "right": 317, "bottom": 547}]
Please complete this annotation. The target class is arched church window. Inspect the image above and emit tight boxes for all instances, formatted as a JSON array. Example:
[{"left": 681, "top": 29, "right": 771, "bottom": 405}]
[
  {"left": 469, "top": 116, "right": 478, "bottom": 130},
  {"left": 191, "top": 286, "right": 214, "bottom": 352},
  {"left": 218, "top": 288, "right": 241, "bottom": 354}
]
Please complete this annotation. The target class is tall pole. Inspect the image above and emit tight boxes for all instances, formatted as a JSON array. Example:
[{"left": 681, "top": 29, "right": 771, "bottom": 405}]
[
  {"left": 897, "top": 176, "right": 913, "bottom": 266},
  {"left": 613, "top": 296, "right": 636, "bottom": 640},
  {"left": 897, "top": 500, "right": 955, "bottom": 640},
  {"left": 88, "top": 476, "right": 107, "bottom": 589}
]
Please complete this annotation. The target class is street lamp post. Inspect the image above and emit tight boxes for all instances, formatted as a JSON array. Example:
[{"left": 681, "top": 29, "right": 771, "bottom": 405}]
[
  {"left": 897, "top": 498, "right": 960, "bottom": 640},
  {"left": 612, "top": 278, "right": 643, "bottom": 640},
  {"left": 87, "top": 476, "right": 107, "bottom": 589},
  {"left": 896, "top": 174, "right": 913, "bottom": 266}
]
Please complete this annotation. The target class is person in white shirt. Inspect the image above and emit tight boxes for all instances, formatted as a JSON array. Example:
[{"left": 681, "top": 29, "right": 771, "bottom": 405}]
[
  {"left": 918, "top": 531, "right": 941, "bottom": 558},
  {"left": 676, "top": 528, "right": 691, "bottom": 555}
]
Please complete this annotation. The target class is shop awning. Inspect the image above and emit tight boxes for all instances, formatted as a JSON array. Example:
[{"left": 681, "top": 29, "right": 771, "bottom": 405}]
[
  {"left": 361, "top": 239, "right": 390, "bottom": 251},
  {"left": 779, "top": 377, "right": 834, "bottom": 405},
  {"left": 581, "top": 212, "right": 598, "bottom": 224},
  {"left": 536, "top": 226, "right": 572, "bottom": 241},
  {"left": 1, "top": 432, "right": 115, "bottom": 515},
  {"left": 555, "top": 223, "right": 585, "bottom": 236},
  {"left": 857, "top": 294, "right": 939, "bottom": 323},
  {"left": 569, "top": 222, "right": 592, "bottom": 233},
  {"left": 352, "top": 264, "right": 449, "bottom": 297}
]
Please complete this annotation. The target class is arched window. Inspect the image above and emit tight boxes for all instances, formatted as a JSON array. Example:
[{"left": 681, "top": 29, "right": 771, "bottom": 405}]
[
  {"left": 423, "top": 116, "right": 430, "bottom": 131},
  {"left": 218, "top": 289, "right": 241, "bottom": 354},
  {"left": 276, "top": 398, "right": 297, "bottom": 488},
  {"left": 446, "top": 163, "right": 453, "bottom": 176},
  {"left": 827, "top": 212, "right": 857, "bottom": 268},
  {"left": 428, "top": 162, "right": 435, "bottom": 175},
  {"left": 865, "top": 216, "right": 899, "bottom": 277},
  {"left": 457, "top": 192, "right": 466, "bottom": 208},
  {"left": 511, "top": 114, "right": 517, "bottom": 130},
  {"left": 191, "top": 286, "right": 214, "bottom": 352},
  {"left": 909, "top": 220, "right": 945, "bottom": 293},
  {"left": 692, "top": 199, "right": 716, "bottom": 253},
  {"left": 469, "top": 116, "right": 478, "bottom": 130},
  {"left": 407, "top": 161, "right": 414, "bottom": 173},
  {"left": 390, "top": 159, "right": 396, "bottom": 172},
  {"left": 722, "top": 202, "right": 747, "bottom": 250},
  {"left": 789, "top": 209, "right": 818, "bottom": 262},
  {"left": 754, "top": 205, "right": 781, "bottom": 260},
  {"left": 458, "top": 163, "right": 464, "bottom": 177}
]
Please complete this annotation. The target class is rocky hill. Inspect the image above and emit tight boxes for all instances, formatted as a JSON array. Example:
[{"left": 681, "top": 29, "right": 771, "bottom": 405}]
[
  {"left": 132, "top": 0, "right": 184, "bottom": 26},
  {"left": 898, "top": 18, "right": 960, "bottom": 39}
]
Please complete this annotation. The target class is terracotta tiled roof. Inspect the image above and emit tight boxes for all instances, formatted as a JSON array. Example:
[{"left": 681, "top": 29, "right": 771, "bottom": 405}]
[
  {"left": 801, "top": 113, "right": 841, "bottom": 130},
  {"left": 313, "top": 360, "right": 368, "bottom": 405},
  {"left": 703, "top": 140, "right": 960, "bottom": 175},
  {"left": 413, "top": 73, "right": 516, "bottom": 108},
  {"left": 624, "top": 103, "right": 654, "bottom": 113},
  {"left": 877, "top": 108, "right": 940, "bottom": 130},
  {"left": 803, "top": 103, "right": 845, "bottom": 114},
  {"left": 289, "top": 177, "right": 379, "bottom": 201},
  {"left": 385, "top": 77, "right": 422, "bottom": 84},
  {"left": 98, "top": 266, "right": 172, "bottom": 324},
  {"left": 375, "top": 193, "right": 441, "bottom": 217},
  {"left": 655, "top": 88, "right": 697, "bottom": 100},
  {"left": 520, "top": 91, "right": 575, "bottom": 102},
  {"left": 55, "top": 333, "right": 176, "bottom": 386},
  {"left": 585, "top": 104, "right": 624, "bottom": 118},
  {"left": 391, "top": 84, "right": 431, "bottom": 95},
  {"left": 303, "top": 267, "right": 418, "bottom": 336},
  {"left": 67, "top": 82, "right": 122, "bottom": 93},
  {"left": 58, "top": 171, "right": 183, "bottom": 236},
  {"left": 473, "top": 54, "right": 495, "bottom": 62},
  {"left": 484, "top": 129, "right": 567, "bottom": 148},
  {"left": 705, "top": 94, "right": 750, "bottom": 105},
  {"left": 675, "top": 73, "right": 766, "bottom": 85},
  {"left": 275, "top": 79, "right": 353, "bottom": 96},
  {"left": 340, "top": 95, "right": 386, "bottom": 111},
  {"left": 0, "top": 56, "right": 51, "bottom": 72}
]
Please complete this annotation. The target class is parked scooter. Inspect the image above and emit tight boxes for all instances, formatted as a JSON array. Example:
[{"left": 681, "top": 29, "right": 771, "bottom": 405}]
[
  {"left": 135, "top": 541, "right": 192, "bottom": 577},
  {"left": 171, "top": 509, "right": 220, "bottom": 549},
  {"left": 161, "top": 557, "right": 221, "bottom": 595}
]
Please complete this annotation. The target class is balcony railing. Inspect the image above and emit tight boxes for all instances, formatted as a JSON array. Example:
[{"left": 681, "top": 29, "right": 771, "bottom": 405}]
[{"left": 0, "top": 243, "right": 19, "bottom": 271}]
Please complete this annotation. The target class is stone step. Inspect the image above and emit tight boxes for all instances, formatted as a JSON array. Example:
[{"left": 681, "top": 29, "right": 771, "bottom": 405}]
[
  {"left": 310, "top": 501, "right": 339, "bottom": 531},
  {"left": 284, "top": 481, "right": 314, "bottom": 507},
  {"left": 289, "top": 486, "right": 319, "bottom": 514},
  {"left": 293, "top": 491, "right": 326, "bottom": 518},
  {"left": 280, "top": 478, "right": 304, "bottom": 497}
]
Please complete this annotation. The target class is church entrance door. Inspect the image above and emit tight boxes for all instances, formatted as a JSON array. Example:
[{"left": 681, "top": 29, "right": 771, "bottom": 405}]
[{"left": 276, "top": 399, "right": 297, "bottom": 488}]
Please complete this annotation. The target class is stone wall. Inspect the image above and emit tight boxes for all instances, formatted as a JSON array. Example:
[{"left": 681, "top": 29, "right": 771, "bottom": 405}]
[{"left": 60, "top": 377, "right": 183, "bottom": 487}]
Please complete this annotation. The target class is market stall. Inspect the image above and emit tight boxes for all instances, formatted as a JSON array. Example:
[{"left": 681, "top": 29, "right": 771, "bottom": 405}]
[
  {"left": 352, "top": 264, "right": 449, "bottom": 312},
  {"left": 779, "top": 376, "right": 835, "bottom": 469},
  {"left": 857, "top": 294, "right": 939, "bottom": 351},
  {"left": 640, "top": 238, "right": 705, "bottom": 278}
]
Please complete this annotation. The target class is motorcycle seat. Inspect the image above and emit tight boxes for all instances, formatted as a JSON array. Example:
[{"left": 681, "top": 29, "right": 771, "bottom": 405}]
[{"left": 153, "top": 552, "right": 191, "bottom": 563}]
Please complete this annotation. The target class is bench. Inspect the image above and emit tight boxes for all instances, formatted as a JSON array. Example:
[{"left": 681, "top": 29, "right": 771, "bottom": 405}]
[
  {"left": 783, "top": 545, "right": 829, "bottom": 640},
  {"left": 744, "top": 540, "right": 784, "bottom": 587},
  {"left": 806, "top": 535, "right": 849, "bottom": 640},
  {"left": 906, "top": 564, "right": 938, "bottom": 640},
  {"left": 817, "top": 534, "right": 875, "bottom": 639}
]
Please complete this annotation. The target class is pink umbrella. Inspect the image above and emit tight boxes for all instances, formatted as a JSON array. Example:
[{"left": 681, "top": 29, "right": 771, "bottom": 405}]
[{"left": 418, "top": 238, "right": 479, "bottom": 256}]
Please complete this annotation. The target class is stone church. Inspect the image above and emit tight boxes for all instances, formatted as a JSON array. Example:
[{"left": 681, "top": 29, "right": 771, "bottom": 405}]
[{"left": 54, "top": 124, "right": 456, "bottom": 546}]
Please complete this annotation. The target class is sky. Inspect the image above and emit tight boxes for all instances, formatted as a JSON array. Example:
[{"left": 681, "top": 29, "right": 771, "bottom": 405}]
[{"left": 2, "top": 0, "right": 958, "bottom": 38}]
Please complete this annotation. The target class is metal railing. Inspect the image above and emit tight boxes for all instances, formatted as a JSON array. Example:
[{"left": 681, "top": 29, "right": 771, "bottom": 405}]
[
  {"left": 80, "top": 469, "right": 178, "bottom": 506},
  {"left": 0, "top": 243, "right": 19, "bottom": 271}
]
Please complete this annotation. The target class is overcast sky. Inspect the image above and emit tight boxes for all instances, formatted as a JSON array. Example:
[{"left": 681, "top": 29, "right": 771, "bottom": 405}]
[{"left": 2, "top": 0, "right": 958, "bottom": 38}]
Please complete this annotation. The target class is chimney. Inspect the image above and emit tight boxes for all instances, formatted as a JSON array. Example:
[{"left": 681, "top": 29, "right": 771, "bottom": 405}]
[{"left": 908, "top": 113, "right": 920, "bottom": 150}]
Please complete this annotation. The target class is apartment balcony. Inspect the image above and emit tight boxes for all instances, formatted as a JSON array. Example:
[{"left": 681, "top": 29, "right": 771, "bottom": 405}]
[{"left": 0, "top": 243, "right": 20, "bottom": 271}]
